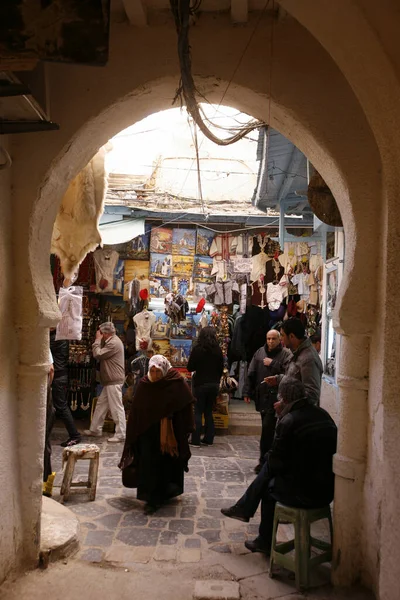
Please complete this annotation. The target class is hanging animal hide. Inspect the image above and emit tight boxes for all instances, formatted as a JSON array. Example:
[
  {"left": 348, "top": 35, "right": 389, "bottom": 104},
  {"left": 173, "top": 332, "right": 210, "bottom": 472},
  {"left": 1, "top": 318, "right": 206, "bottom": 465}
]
[
  {"left": 51, "top": 146, "right": 108, "bottom": 278},
  {"left": 308, "top": 171, "right": 343, "bottom": 227}
]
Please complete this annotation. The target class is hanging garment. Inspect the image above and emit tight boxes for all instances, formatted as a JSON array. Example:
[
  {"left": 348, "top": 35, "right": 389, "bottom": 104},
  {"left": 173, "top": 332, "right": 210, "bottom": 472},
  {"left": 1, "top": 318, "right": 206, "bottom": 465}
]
[
  {"left": 130, "top": 278, "right": 141, "bottom": 313},
  {"left": 209, "top": 233, "right": 243, "bottom": 260},
  {"left": 291, "top": 272, "right": 310, "bottom": 300},
  {"left": 266, "top": 282, "right": 286, "bottom": 311},
  {"left": 308, "top": 271, "right": 319, "bottom": 306},
  {"left": 93, "top": 249, "right": 119, "bottom": 293},
  {"left": 251, "top": 278, "right": 267, "bottom": 308},
  {"left": 56, "top": 286, "right": 83, "bottom": 341},
  {"left": 211, "top": 258, "right": 228, "bottom": 279},
  {"left": 51, "top": 145, "right": 110, "bottom": 278},
  {"left": 250, "top": 252, "right": 272, "bottom": 282},
  {"left": 206, "top": 280, "right": 239, "bottom": 306},
  {"left": 130, "top": 354, "right": 150, "bottom": 396},
  {"left": 133, "top": 310, "right": 156, "bottom": 350},
  {"left": 265, "top": 258, "right": 284, "bottom": 284}
]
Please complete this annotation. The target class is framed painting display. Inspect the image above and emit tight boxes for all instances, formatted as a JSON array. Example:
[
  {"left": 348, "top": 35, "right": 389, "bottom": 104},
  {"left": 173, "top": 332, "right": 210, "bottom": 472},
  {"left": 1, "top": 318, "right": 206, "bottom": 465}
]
[
  {"left": 152, "top": 312, "right": 171, "bottom": 339},
  {"left": 170, "top": 316, "right": 195, "bottom": 340},
  {"left": 128, "top": 230, "right": 150, "bottom": 260},
  {"left": 172, "top": 255, "right": 194, "bottom": 277},
  {"left": 172, "top": 228, "right": 196, "bottom": 256},
  {"left": 149, "top": 277, "right": 171, "bottom": 298},
  {"left": 151, "top": 338, "right": 171, "bottom": 359},
  {"left": 193, "top": 255, "right": 213, "bottom": 281},
  {"left": 196, "top": 227, "right": 215, "bottom": 256},
  {"left": 170, "top": 339, "right": 192, "bottom": 367},
  {"left": 150, "top": 227, "right": 173, "bottom": 254},
  {"left": 150, "top": 253, "right": 172, "bottom": 277}
]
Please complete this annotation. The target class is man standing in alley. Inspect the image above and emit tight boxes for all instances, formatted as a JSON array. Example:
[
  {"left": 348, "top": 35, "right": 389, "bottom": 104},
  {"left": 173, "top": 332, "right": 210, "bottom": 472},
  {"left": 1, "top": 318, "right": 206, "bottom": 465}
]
[
  {"left": 265, "top": 318, "right": 323, "bottom": 404},
  {"left": 84, "top": 322, "right": 126, "bottom": 443},
  {"left": 50, "top": 328, "right": 81, "bottom": 447},
  {"left": 243, "top": 328, "right": 291, "bottom": 473}
]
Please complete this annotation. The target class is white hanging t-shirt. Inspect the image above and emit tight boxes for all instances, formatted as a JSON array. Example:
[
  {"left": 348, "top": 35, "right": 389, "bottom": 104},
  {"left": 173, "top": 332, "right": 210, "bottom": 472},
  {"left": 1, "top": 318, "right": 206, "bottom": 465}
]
[
  {"left": 93, "top": 249, "right": 119, "bottom": 293},
  {"left": 133, "top": 310, "right": 156, "bottom": 350},
  {"left": 266, "top": 282, "right": 286, "bottom": 311}
]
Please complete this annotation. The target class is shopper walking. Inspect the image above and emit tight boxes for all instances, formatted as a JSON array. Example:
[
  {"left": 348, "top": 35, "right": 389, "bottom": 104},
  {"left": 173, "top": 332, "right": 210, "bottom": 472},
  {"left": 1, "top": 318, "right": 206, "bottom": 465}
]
[
  {"left": 119, "top": 355, "right": 195, "bottom": 513},
  {"left": 187, "top": 326, "right": 224, "bottom": 448},
  {"left": 243, "top": 328, "right": 291, "bottom": 472},
  {"left": 84, "top": 322, "right": 126, "bottom": 442},
  {"left": 50, "top": 328, "right": 81, "bottom": 447}
]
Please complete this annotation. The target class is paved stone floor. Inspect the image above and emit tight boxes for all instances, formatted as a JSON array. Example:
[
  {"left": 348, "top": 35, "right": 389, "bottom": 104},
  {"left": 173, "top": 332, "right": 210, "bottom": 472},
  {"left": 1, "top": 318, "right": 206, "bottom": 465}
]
[
  {"left": 51, "top": 429, "right": 265, "bottom": 564},
  {"left": 6, "top": 428, "right": 371, "bottom": 600}
]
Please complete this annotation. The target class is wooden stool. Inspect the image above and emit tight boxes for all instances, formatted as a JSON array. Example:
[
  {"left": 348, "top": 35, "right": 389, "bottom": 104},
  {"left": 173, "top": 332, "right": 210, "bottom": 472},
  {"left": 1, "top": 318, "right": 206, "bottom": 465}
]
[
  {"left": 269, "top": 503, "right": 333, "bottom": 591},
  {"left": 60, "top": 443, "right": 100, "bottom": 502}
]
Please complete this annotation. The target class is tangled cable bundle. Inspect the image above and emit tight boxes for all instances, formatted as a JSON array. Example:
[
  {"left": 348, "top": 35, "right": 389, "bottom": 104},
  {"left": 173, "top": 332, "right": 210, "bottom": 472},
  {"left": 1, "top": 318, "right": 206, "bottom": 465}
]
[{"left": 170, "top": 0, "right": 267, "bottom": 146}]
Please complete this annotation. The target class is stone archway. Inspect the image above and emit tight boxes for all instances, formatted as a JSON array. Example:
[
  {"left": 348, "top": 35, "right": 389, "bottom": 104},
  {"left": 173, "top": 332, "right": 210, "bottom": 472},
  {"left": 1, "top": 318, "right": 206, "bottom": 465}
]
[{"left": 9, "top": 9, "right": 385, "bottom": 593}]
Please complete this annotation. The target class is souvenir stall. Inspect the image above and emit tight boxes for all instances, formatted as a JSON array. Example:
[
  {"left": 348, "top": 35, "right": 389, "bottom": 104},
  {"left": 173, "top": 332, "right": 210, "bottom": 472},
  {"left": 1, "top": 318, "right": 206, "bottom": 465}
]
[{"left": 50, "top": 220, "right": 326, "bottom": 431}]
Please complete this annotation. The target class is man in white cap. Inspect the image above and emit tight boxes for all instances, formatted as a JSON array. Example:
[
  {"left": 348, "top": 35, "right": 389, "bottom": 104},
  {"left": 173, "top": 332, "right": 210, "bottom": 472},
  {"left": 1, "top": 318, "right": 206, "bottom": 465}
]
[{"left": 84, "top": 322, "right": 126, "bottom": 442}]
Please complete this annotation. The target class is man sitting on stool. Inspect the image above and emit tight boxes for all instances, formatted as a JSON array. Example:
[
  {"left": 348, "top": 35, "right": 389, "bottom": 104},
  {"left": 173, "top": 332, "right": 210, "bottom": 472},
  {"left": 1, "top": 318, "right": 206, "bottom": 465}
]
[{"left": 221, "top": 376, "right": 337, "bottom": 555}]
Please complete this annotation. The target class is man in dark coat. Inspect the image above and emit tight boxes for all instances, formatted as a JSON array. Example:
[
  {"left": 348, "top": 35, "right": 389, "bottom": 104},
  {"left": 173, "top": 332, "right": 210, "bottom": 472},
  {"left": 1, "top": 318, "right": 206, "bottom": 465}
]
[
  {"left": 243, "top": 329, "right": 291, "bottom": 472},
  {"left": 221, "top": 376, "right": 337, "bottom": 555}
]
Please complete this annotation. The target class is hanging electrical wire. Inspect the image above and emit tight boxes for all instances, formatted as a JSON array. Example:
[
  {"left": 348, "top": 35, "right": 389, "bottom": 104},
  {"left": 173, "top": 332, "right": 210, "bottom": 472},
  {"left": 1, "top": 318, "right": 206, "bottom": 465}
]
[{"left": 170, "top": 0, "right": 269, "bottom": 146}]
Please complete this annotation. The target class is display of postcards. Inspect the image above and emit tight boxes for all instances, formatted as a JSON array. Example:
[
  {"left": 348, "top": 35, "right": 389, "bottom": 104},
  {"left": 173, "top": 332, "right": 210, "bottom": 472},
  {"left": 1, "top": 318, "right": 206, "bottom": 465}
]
[
  {"left": 151, "top": 338, "right": 171, "bottom": 359},
  {"left": 196, "top": 227, "right": 215, "bottom": 256},
  {"left": 150, "top": 277, "right": 171, "bottom": 298},
  {"left": 113, "top": 259, "right": 125, "bottom": 295},
  {"left": 170, "top": 316, "right": 196, "bottom": 340},
  {"left": 193, "top": 255, "right": 213, "bottom": 281},
  {"left": 152, "top": 312, "right": 171, "bottom": 339},
  {"left": 172, "top": 228, "right": 196, "bottom": 256},
  {"left": 193, "top": 281, "right": 209, "bottom": 302},
  {"left": 150, "top": 253, "right": 172, "bottom": 277},
  {"left": 172, "top": 255, "right": 194, "bottom": 277},
  {"left": 170, "top": 339, "right": 192, "bottom": 367},
  {"left": 150, "top": 227, "right": 173, "bottom": 254}
]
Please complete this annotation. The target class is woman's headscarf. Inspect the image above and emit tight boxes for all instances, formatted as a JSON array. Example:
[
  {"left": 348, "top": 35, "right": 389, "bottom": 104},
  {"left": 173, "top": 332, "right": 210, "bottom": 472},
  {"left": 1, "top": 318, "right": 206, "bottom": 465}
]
[{"left": 148, "top": 355, "right": 172, "bottom": 378}]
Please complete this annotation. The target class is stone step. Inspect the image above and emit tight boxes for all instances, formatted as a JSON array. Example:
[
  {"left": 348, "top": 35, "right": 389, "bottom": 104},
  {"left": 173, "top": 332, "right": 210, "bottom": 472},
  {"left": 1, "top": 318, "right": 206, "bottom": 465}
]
[{"left": 40, "top": 496, "right": 80, "bottom": 567}]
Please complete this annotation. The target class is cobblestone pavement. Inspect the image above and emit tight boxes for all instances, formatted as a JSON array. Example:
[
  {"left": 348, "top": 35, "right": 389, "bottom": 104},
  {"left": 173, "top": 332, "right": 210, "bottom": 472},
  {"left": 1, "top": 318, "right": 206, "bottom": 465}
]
[
  {"left": 51, "top": 430, "right": 263, "bottom": 565},
  {"left": 42, "top": 429, "right": 365, "bottom": 600}
]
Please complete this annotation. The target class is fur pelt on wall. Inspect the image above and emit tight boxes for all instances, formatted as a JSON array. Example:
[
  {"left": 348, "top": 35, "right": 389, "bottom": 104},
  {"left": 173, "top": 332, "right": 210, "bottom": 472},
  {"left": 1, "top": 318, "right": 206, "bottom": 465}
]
[{"left": 51, "top": 145, "right": 108, "bottom": 278}]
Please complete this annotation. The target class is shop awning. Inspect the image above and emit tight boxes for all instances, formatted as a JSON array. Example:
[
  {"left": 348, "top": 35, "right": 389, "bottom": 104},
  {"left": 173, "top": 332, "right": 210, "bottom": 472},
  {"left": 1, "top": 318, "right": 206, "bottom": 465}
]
[{"left": 99, "top": 218, "right": 145, "bottom": 245}]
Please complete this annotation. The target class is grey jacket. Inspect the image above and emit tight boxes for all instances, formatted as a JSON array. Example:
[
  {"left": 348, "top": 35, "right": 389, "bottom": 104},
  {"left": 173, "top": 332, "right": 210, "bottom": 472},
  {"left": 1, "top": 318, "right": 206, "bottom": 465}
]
[
  {"left": 92, "top": 334, "right": 125, "bottom": 386},
  {"left": 277, "top": 338, "right": 323, "bottom": 404}
]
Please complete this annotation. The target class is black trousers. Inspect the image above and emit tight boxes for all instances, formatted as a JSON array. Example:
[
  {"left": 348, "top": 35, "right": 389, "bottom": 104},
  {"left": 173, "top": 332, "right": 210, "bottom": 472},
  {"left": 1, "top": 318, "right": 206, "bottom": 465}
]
[
  {"left": 235, "top": 462, "right": 307, "bottom": 548},
  {"left": 192, "top": 383, "right": 219, "bottom": 445},
  {"left": 51, "top": 376, "right": 80, "bottom": 439},
  {"left": 44, "top": 386, "right": 55, "bottom": 481},
  {"left": 259, "top": 412, "right": 277, "bottom": 463}
]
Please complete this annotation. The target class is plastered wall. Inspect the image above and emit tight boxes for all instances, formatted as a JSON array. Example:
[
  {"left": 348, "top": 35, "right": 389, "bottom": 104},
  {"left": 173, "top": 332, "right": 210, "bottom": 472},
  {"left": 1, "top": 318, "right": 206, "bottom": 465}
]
[
  {"left": 0, "top": 138, "right": 23, "bottom": 584},
  {"left": 3, "top": 3, "right": 400, "bottom": 597}
]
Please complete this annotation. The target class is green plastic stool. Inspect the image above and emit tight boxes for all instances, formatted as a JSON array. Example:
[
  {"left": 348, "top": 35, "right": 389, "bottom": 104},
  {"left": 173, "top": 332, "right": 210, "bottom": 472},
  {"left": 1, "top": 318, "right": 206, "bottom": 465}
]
[{"left": 269, "top": 502, "right": 333, "bottom": 591}]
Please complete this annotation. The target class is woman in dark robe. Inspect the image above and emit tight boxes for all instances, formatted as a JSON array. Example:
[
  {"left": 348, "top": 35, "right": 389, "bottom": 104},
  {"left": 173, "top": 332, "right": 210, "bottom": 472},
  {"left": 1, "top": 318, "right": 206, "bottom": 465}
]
[{"left": 119, "top": 355, "right": 195, "bottom": 513}]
